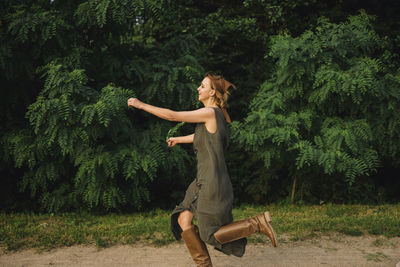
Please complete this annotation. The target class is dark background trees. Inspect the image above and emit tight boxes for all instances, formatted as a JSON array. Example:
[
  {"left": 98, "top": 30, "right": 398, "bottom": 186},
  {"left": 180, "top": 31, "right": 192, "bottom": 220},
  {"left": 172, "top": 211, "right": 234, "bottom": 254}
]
[{"left": 1, "top": 0, "right": 399, "bottom": 212}]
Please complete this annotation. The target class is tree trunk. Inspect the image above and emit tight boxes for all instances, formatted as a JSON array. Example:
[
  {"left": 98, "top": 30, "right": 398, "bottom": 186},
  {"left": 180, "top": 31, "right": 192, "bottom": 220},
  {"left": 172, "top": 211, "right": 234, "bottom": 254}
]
[
  {"left": 300, "top": 180, "right": 304, "bottom": 201},
  {"left": 290, "top": 175, "right": 297, "bottom": 204}
]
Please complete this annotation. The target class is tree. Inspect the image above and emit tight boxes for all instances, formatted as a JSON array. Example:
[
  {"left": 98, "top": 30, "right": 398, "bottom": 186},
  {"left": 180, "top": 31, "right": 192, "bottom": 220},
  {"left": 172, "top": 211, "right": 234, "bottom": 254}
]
[
  {"left": 231, "top": 12, "right": 400, "bottom": 203},
  {"left": 2, "top": 0, "right": 204, "bottom": 211},
  {"left": 1, "top": 1, "right": 400, "bottom": 212}
]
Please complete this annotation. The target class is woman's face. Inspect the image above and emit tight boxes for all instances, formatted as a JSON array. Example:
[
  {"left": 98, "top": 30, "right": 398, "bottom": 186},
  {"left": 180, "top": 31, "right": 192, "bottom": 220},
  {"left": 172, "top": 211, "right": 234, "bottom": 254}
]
[{"left": 197, "top": 77, "right": 214, "bottom": 103}]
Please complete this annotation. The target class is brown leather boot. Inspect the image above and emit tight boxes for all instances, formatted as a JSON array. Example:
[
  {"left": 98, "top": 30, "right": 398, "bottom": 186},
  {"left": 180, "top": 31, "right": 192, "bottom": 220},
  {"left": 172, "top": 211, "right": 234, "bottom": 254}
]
[
  {"left": 181, "top": 225, "right": 213, "bottom": 267},
  {"left": 214, "top": 211, "right": 277, "bottom": 247}
]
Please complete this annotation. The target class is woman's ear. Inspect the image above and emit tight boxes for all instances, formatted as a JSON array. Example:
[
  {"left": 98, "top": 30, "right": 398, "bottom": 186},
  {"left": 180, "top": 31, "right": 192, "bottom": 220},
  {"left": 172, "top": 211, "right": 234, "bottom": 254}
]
[{"left": 209, "top": 88, "right": 216, "bottom": 97}]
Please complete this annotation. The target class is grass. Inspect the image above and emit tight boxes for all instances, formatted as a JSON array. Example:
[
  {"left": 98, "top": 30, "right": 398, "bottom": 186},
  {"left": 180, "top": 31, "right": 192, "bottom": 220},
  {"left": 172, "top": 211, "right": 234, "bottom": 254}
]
[
  {"left": 1, "top": 204, "right": 399, "bottom": 251},
  {"left": 364, "top": 252, "right": 388, "bottom": 262}
]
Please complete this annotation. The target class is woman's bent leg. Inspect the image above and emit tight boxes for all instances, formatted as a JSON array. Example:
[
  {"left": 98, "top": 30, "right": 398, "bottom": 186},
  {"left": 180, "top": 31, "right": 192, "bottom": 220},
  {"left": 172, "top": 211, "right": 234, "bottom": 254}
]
[
  {"left": 179, "top": 210, "right": 213, "bottom": 267},
  {"left": 213, "top": 211, "right": 277, "bottom": 247}
]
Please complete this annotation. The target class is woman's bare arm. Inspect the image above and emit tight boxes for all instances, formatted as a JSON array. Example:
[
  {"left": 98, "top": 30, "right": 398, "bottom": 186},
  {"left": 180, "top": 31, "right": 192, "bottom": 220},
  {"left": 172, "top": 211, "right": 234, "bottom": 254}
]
[{"left": 127, "top": 98, "right": 214, "bottom": 123}]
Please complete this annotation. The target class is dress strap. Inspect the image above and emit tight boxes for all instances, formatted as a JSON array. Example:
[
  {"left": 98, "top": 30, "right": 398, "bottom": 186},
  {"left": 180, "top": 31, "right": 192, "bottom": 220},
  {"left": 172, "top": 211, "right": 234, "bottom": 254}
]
[{"left": 213, "top": 107, "right": 230, "bottom": 123}]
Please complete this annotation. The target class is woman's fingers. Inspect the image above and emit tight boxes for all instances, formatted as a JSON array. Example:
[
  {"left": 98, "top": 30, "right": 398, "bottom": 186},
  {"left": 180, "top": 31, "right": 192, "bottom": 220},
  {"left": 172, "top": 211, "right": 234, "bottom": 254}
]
[
  {"left": 166, "top": 138, "right": 176, "bottom": 147},
  {"left": 127, "top": 98, "right": 132, "bottom": 107},
  {"left": 127, "top": 97, "right": 141, "bottom": 108}
]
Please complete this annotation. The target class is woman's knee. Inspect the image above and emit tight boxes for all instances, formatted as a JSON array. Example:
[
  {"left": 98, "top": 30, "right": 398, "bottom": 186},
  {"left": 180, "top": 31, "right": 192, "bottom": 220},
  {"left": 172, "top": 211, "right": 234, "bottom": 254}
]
[{"left": 178, "top": 210, "right": 193, "bottom": 230}]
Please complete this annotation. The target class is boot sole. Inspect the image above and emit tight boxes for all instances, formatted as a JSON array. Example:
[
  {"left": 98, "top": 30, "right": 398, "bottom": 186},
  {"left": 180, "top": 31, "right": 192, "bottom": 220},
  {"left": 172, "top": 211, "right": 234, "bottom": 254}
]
[{"left": 264, "top": 211, "right": 278, "bottom": 247}]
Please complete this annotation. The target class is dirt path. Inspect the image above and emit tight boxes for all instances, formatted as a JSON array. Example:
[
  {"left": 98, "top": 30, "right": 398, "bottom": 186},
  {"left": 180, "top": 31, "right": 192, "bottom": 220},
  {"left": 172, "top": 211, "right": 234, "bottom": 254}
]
[{"left": 1, "top": 235, "right": 399, "bottom": 266}]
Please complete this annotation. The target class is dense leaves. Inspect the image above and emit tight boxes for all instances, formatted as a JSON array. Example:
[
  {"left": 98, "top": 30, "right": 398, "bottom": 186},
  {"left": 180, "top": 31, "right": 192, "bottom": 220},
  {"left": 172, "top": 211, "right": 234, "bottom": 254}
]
[
  {"left": 1, "top": 0, "right": 399, "bottom": 212},
  {"left": 231, "top": 12, "right": 400, "bottom": 203},
  {"left": 1, "top": 0, "right": 202, "bottom": 212}
]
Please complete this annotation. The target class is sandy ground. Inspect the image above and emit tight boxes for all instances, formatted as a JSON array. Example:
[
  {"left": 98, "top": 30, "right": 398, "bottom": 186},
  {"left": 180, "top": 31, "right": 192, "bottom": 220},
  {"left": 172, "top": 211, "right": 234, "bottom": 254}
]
[{"left": 1, "top": 235, "right": 399, "bottom": 267}]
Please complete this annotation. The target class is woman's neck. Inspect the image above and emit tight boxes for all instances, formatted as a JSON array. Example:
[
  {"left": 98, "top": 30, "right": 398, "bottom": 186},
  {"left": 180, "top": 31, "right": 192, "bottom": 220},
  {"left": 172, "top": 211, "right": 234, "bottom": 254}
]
[{"left": 202, "top": 99, "right": 218, "bottom": 108}]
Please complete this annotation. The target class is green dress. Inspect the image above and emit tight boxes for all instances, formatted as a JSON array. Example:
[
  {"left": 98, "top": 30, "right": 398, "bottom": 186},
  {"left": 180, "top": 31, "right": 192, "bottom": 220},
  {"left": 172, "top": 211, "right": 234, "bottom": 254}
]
[{"left": 170, "top": 107, "right": 247, "bottom": 257}]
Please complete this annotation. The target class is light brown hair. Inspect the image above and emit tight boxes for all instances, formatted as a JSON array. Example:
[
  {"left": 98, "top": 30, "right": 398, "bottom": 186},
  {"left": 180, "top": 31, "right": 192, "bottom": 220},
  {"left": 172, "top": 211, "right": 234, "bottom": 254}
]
[{"left": 205, "top": 72, "right": 236, "bottom": 122}]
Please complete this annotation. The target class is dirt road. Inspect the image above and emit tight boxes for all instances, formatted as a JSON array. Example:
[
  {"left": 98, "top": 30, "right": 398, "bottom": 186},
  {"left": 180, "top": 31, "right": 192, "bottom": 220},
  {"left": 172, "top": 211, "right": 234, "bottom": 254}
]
[{"left": 1, "top": 235, "right": 399, "bottom": 266}]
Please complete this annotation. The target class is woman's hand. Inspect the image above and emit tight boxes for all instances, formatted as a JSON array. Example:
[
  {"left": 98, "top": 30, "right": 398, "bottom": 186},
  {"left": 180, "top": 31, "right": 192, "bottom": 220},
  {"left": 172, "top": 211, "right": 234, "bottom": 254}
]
[
  {"left": 127, "top": 98, "right": 143, "bottom": 109},
  {"left": 166, "top": 137, "right": 178, "bottom": 147}
]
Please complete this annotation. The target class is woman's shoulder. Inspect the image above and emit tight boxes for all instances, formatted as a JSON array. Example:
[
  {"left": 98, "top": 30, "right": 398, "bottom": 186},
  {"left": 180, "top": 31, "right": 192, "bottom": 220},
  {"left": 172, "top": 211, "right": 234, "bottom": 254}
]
[{"left": 196, "top": 107, "right": 217, "bottom": 118}]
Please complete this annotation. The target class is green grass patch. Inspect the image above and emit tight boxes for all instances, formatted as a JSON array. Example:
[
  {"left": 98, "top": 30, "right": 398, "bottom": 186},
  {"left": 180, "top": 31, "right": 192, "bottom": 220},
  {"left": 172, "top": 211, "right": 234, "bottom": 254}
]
[
  {"left": 1, "top": 204, "right": 399, "bottom": 251},
  {"left": 364, "top": 252, "right": 388, "bottom": 262}
]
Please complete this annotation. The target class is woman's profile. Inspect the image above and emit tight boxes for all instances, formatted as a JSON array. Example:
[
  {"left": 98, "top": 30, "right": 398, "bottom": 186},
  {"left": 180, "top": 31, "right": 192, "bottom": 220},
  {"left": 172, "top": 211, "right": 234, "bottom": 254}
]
[{"left": 127, "top": 72, "right": 277, "bottom": 266}]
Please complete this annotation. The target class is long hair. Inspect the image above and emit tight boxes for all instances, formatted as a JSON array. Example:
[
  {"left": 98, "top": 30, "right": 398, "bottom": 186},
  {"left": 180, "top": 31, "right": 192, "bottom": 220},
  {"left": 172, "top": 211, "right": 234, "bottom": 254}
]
[{"left": 205, "top": 72, "right": 236, "bottom": 122}]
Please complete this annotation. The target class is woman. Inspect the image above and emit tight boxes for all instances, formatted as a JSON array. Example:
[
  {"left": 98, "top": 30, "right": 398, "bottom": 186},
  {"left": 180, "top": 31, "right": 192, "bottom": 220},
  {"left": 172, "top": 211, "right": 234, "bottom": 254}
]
[{"left": 127, "top": 73, "right": 277, "bottom": 267}]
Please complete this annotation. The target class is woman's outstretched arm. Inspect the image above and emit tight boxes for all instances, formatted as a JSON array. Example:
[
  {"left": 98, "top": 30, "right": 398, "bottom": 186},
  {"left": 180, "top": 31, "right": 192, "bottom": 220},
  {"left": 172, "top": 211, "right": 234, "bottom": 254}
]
[
  {"left": 166, "top": 134, "right": 194, "bottom": 147},
  {"left": 127, "top": 98, "right": 214, "bottom": 123}
]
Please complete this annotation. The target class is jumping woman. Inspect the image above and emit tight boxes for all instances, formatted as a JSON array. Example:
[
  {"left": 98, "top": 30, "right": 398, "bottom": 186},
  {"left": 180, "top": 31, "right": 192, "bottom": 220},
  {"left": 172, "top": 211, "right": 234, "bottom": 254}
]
[{"left": 127, "top": 73, "right": 277, "bottom": 267}]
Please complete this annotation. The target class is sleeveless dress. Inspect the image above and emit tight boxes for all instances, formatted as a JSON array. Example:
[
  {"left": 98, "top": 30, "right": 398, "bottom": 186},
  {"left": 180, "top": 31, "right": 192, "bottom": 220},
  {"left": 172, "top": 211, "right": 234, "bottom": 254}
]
[{"left": 170, "top": 107, "right": 247, "bottom": 257}]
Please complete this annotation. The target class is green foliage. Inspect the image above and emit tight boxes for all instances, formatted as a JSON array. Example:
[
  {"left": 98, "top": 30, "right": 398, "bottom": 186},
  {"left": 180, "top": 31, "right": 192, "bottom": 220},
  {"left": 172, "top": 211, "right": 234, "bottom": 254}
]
[
  {"left": 1, "top": 0, "right": 204, "bottom": 211},
  {"left": 6, "top": 4, "right": 63, "bottom": 43},
  {"left": 232, "top": 12, "right": 400, "bottom": 201},
  {"left": 7, "top": 59, "right": 200, "bottom": 211},
  {"left": 1, "top": 1, "right": 400, "bottom": 212},
  {"left": 165, "top": 122, "right": 185, "bottom": 141}
]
